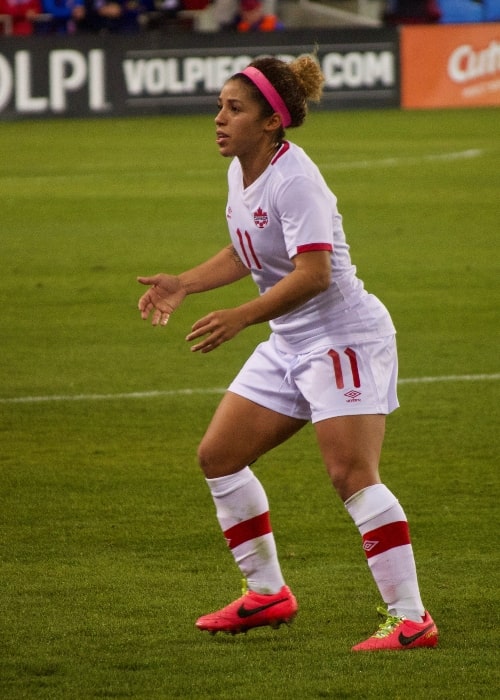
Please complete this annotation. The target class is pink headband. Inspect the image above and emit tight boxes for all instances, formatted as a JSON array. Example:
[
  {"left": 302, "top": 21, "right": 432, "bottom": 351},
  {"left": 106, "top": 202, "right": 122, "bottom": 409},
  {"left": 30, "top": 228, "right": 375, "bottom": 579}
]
[{"left": 241, "top": 66, "right": 292, "bottom": 128}]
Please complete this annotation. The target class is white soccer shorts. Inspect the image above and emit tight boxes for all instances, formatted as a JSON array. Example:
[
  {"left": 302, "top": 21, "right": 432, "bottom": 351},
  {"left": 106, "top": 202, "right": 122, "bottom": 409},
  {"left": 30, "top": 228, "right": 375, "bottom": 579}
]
[{"left": 228, "top": 333, "right": 399, "bottom": 422}]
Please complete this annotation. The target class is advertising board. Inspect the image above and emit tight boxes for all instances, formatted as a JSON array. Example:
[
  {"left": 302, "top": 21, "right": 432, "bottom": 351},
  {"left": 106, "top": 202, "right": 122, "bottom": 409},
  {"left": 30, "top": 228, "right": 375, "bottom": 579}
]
[
  {"left": 401, "top": 23, "right": 500, "bottom": 108},
  {"left": 0, "top": 29, "right": 399, "bottom": 120}
]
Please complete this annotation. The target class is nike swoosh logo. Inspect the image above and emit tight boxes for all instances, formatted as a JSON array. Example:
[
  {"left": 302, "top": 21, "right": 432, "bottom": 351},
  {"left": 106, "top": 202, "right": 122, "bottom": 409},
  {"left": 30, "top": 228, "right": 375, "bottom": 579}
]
[
  {"left": 237, "top": 597, "right": 288, "bottom": 619},
  {"left": 398, "top": 624, "right": 435, "bottom": 646}
]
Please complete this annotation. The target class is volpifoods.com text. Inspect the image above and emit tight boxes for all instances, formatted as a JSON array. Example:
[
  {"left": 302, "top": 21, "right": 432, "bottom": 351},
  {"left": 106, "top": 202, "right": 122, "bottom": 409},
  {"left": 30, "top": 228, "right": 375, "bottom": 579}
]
[{"left": 0, "top": 44, "right": 396, "bottom": 116}]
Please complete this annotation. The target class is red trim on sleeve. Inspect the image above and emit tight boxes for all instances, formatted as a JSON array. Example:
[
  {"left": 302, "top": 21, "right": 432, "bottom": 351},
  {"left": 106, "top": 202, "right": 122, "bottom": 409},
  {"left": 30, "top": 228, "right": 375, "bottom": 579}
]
[
  {"left": 362, "top": 521, "right": 411, "bottom": 559},
  {"left": 296, "top": 243, "right": 333, "bottom": 254},
  {"left": 223, "top": 512, "right": 272, "bottom": 550}
]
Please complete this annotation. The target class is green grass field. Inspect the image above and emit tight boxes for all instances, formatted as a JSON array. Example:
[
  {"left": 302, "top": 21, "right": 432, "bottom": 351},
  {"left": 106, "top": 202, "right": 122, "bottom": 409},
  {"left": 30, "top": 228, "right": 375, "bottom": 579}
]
[{"left": 1, "top": 107, "right": 499, "bottom": 699}]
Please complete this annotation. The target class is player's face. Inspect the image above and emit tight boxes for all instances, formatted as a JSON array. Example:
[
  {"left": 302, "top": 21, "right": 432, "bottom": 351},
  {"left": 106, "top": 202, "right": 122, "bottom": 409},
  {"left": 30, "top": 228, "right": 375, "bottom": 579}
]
[{"left": 215, "top": 79, "right": 271, "bottom": 159}]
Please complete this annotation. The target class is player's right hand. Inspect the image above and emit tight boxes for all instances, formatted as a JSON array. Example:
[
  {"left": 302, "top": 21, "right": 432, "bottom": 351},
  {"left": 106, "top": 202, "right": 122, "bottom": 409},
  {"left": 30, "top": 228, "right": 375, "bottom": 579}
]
[{"left": 137, "top": 273, "right": 187, "bottom": 327}]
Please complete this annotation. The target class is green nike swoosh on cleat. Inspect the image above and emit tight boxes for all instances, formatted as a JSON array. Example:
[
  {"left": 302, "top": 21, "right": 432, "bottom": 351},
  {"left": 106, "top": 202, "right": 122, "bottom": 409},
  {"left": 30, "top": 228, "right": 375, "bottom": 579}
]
[
  {"left": 398, "top": 624, "right": 435, "bottom": 646},
  {"left": 237, "top": 598, "right": 289, "bottom": 619}
]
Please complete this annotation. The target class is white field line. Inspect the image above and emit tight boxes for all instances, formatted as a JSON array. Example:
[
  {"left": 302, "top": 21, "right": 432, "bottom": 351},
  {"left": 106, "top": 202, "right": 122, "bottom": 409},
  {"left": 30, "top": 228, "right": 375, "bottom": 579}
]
[
  {"left": 186, "top": 149, "right": 485, "bottom": 178},
  {"left": 318, "top": 149, "right": 483, "bottom": 172},
  {"left": 4, "top": 150, "right": 484, "bottom": 183},
  {"left": 1, "top": 374, "right": 499, "bottom": 405}
]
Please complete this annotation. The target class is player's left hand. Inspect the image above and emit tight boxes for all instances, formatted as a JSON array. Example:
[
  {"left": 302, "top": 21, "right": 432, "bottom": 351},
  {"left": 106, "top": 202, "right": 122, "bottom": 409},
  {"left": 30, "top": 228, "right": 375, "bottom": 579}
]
[{"left": 186, "top": 309, "right": 246, "bottom": 353}]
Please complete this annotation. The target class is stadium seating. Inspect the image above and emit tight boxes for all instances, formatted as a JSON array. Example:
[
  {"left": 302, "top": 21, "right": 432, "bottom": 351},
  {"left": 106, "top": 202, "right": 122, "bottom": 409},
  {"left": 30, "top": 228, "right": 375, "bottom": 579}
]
[
  {"left": 438, "top": 0, "right": 500, "bottom": 23},
  {"left": 484, "top": 0, "right": 500, "bottom": 20}
]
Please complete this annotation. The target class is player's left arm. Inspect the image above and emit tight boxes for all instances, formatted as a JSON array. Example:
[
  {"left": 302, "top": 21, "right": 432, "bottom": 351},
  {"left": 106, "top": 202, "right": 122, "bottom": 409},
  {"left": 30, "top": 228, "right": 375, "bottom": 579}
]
[
  {"left": 237, "top": 249, "right": 331, "bottom": 324},
  {"left": 187, "top": 250, "right": 331, "bottom": 353}
]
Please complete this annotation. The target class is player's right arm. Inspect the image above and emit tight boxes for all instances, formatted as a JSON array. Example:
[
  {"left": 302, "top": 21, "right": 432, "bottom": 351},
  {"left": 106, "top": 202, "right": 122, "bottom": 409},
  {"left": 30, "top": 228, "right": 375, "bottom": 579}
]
[
  {"left": 178, "top": 244, "right": 249, "bottom": 294},
  {"left": 137, "top": 245, "right": 249, "bottom": 326}
]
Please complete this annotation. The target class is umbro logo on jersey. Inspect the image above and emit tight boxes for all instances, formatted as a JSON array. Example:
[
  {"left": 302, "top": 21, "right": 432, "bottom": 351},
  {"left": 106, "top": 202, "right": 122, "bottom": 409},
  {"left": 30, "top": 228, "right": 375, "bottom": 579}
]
[
  {"left": 344, "top": 390, "right": 362, "bottom": 402},
  {"left": 363, "top": 540, "right": 379, "bottom": 552},
  {"left": 253, "top": 207, "right": 268, "bottom": 228}
]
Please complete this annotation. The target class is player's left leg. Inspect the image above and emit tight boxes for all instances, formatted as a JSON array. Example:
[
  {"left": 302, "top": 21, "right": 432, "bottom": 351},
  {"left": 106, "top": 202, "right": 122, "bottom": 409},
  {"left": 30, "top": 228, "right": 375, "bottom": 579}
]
[{"left": 314, "top": 413, "right": 437, "bottom": 650}]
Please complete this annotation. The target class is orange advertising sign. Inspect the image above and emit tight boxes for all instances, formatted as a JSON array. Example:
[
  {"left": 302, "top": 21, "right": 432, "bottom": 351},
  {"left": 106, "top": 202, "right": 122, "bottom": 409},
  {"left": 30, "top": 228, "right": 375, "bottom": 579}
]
[{"left": 401, "top": 23, "right": 500, "bottom": 108}]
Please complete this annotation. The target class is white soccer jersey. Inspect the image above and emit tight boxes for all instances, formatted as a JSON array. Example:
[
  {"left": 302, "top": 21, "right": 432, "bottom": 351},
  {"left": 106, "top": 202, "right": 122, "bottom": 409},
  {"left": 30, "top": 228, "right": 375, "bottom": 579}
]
[{"left": 226, "top": 141, "right": 395, "bottom": 353}]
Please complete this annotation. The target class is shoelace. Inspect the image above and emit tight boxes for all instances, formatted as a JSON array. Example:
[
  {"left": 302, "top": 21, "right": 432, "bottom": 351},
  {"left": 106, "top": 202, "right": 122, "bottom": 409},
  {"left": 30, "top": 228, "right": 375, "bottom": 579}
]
[{"left": 372, "top": 605, "right": 405, "bottom": 638}]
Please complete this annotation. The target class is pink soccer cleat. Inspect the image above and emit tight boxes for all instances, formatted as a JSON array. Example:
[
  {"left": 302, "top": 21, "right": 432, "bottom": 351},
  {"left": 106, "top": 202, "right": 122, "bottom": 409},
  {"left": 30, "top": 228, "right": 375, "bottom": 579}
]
[
  {"left": 352, "top": 607, "right": 438, "bottom": 651},
  {"left": 196, "top": 585, "right": 298, "bottom": 635}
]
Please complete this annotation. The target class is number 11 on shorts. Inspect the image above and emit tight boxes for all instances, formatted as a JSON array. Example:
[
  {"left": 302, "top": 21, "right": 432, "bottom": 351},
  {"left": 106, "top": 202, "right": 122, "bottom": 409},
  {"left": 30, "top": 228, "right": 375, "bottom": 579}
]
[{"left": 328, "top": 348, "right": 361, "bottom": 390}]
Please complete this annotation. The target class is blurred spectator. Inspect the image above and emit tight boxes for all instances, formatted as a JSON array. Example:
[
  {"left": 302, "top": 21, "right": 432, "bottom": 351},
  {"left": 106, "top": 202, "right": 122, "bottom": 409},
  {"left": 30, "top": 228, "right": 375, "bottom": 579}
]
[
  {"left": 236, "top": 0, "right": 283, "bottom": 31},
  {"left": 158, "top": 0, "right": 181, "bottom": 16},
  {"left": 211, "top": 0, "right": 237, "bottom": 30},
  {"left": 145, "top": 0, "right": 196, "bottom": 31},
  {"left": 382, "top": 0, "right": 441, "bottom": 24},
  {"left": 0, "top": 0, "right": 42, "bottom": 34},
  {"left": 75, "top": 0, "right": 154, "bottom": 32},
  {"left": 41, "top": 0, "right": 84, "bottom": 33}
]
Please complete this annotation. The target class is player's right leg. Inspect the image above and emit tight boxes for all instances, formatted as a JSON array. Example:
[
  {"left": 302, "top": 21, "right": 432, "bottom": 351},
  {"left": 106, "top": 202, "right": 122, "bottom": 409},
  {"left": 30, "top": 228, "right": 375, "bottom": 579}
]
[{"left": 195, "top": 391, "right": 305, "bottom": 634}]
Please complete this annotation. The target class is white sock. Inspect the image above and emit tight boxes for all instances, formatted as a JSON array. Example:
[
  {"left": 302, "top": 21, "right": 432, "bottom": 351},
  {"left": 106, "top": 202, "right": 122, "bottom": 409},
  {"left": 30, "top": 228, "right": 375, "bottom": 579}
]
[
  {"left": 345, "top": 484, "right": 425, "bottom": 621},
  {"left": 206, "top": 467, "right": 285, "bottom": 594}
]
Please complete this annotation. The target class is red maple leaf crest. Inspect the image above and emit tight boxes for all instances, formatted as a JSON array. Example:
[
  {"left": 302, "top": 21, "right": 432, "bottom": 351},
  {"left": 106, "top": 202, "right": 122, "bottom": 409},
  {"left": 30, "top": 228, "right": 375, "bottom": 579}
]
[{"left": 253, "top": 207, "right": 268, "bottom": 229}]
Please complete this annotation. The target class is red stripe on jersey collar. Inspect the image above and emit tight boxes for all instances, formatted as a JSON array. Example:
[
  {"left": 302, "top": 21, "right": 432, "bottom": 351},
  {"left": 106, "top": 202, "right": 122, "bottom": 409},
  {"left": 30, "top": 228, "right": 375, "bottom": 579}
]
[{"left": 271, "top": 141, "right": 290, "bottom": 165}]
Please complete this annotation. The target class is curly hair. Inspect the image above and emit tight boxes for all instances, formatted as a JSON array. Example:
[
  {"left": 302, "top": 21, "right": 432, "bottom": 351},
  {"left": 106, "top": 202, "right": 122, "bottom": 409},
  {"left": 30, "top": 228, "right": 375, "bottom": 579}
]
[{"left": 236, "top": 53, "right": 325, "bottom": 138}]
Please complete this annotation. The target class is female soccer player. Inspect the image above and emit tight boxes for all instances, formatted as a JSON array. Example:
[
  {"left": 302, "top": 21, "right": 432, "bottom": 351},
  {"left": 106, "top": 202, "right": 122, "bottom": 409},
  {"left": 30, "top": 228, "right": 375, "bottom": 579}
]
[{"left": 137, "top": 54, "right": 438, "bottom": 651}]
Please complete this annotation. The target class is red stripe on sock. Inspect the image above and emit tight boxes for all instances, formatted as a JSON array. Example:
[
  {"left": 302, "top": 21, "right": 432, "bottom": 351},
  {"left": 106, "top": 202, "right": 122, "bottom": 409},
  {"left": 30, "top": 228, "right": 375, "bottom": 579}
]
[
  {"left": 362, "top": 521, "right": 411, "bottom": 559},
  {"left": 223, "top": 512, "right": 272, "bottom": 550}
]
